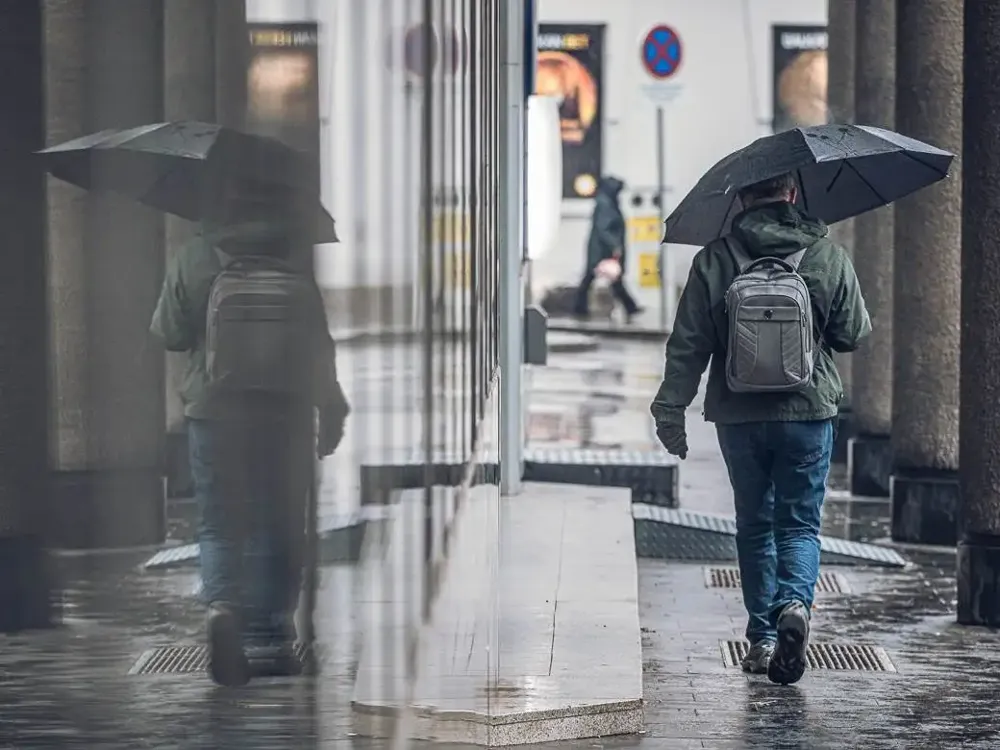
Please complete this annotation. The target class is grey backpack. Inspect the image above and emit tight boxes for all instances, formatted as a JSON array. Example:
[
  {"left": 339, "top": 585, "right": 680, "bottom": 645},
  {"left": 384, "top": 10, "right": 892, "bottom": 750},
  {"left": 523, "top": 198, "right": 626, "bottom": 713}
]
[
  {"left": 723, "top": 238, "right": 815, "bottom": 393},
  {"left": 205, "top": 253, "right": 320, "bottom": 396}
]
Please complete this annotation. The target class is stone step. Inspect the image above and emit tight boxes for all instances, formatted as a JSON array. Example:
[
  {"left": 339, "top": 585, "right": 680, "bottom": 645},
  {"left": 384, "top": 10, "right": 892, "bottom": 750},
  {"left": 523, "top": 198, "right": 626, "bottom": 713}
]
[{"left": 351, "top": 482, "right": 644, "bottom": 746}]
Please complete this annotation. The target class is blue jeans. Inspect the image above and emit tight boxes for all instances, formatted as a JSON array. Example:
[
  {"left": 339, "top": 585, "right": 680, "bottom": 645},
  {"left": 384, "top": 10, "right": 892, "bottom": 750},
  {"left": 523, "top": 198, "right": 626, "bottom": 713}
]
[
  {"left": 716, "top": 419, "right": 834, "bottom": 644},
  {"left": 189, "top": 413, "right": 312, "bottom": 646}
]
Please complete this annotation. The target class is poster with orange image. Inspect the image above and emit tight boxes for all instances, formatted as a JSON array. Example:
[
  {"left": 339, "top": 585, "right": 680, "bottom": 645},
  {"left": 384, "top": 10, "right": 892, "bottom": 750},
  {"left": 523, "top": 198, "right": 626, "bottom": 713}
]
[{"left": 536, "top": 24, "right": 605, "bottom": 199}]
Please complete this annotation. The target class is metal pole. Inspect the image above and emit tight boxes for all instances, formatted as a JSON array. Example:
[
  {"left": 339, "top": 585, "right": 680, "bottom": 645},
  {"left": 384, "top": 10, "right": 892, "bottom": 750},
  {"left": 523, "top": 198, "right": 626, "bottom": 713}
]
[
  {"left": 655, "top": 106, "right": 667, "bottom": 330},
  {"left": 499, "top": 0, "right": 525, "bottom": 495}
]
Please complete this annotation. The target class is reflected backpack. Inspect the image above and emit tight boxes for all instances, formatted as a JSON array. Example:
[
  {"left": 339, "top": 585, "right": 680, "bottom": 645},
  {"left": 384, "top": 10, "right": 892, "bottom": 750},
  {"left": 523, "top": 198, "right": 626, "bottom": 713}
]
[
  {"left": 723, "top": 237, "right": 815, "bottom": 393},
  {"left": 205, "top": 253, "right": 319, "bottom": 396}
]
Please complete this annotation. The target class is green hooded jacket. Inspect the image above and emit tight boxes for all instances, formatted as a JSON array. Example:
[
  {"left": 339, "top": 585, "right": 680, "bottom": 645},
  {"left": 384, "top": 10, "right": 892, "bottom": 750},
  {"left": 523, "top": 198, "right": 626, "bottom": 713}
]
[
  {"left": 150, "top": 221, "right": 342, "bottom": 420},
  {"left": 650, "top": 202, "right": 871, "bottom": 425}
]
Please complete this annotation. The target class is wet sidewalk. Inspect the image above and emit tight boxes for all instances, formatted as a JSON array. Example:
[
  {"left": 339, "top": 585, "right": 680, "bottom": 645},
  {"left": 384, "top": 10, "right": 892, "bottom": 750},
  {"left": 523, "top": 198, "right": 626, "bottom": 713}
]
[{"left": 1, "top": 338, "right": 998, "bottom": 748}]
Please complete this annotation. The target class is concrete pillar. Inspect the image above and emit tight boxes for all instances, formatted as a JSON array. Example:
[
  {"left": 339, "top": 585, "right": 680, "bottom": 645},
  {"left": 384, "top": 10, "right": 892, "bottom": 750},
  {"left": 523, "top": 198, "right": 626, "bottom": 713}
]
[
  {"left": 826, "top": 0, "right": 856, "bottom": 464},
  {"left": 162, "top": 0, "right": 248, "bottom": 498},
  {"left": 958, "top": 1, "right": 1000, "bottom": 625},
  {"left": 846, "top": 0, "right": 894, "bottom": 497},
  {"left": 48, "top": 0, "right": 167, "bottom": 549},
  {"left": 889, "top": 1, "right": 961, "bottom": 545},
  {"left": 0, "top": 0, "right": 54, "bottom": 630},
  {"left": 44, "top": 1, "right": 89, "bottom": 497}
]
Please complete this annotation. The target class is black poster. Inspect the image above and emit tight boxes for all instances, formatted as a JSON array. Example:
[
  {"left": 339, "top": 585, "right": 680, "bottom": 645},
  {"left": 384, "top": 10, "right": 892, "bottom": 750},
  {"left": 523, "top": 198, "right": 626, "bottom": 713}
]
[
  {"left": 246, "top": 22, "right": 321, "bottom": 178},
  {"left": 772, "top": 25, "right": 828, "bottom": 133},
  {"left": 536, "top": 24, "right": 605, "bottom": 199}
]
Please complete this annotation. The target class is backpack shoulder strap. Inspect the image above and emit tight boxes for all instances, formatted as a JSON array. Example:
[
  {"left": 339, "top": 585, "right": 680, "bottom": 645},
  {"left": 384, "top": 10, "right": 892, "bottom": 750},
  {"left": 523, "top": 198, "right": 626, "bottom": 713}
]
[
  {"left": 723, "top": 235, "right": 753, "bottom": 273},
  {"left": 784, "top": 247, "right": 808, "bottom": 271}
]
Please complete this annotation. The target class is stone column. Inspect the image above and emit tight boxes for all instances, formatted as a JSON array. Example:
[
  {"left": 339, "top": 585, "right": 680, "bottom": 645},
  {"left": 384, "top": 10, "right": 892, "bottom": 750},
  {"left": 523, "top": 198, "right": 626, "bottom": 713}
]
[
  {"left": 958, "top": 1, "right": 1000, "bottom": 626},
  {"left": 44, "top": 1, "right": 88, "bottom": 500},
  {"left": 846, "top": 0, "right": 895, "bottom": 497},
  {"left": 0, "top": 0, "right": 54, "bottom": 630},
  {"left": 49, "top": 0, "right": 167, "bottom": 549},
  {"left": 162, "top": 0, "right": 248, "bottom": 498},
  {"left": 889, "top": 1, "right": 961, "bottom": 545},
  {"left": 163, "top": 1, "right": 216, "bottom": 498},
  {"left": 826, "top": 0, "right": 856, "bottom": 464}
]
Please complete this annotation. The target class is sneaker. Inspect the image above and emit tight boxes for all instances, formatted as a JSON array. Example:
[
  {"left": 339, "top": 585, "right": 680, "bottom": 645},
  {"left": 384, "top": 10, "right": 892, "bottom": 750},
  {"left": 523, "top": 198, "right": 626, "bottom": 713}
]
[
  {"left": 206, "top": 602, "right": 250, "bottom": 687},
  {"left": 741, "top": 640, "right": 775, "bottom": 674},
  {"left": 768, "top": 602, "right": 810, "bottom": 685}
]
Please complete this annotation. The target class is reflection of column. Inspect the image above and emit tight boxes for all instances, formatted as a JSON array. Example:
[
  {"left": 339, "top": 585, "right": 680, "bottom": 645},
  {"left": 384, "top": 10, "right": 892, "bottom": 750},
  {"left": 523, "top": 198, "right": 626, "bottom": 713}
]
[
  {"left": 826, "top": 0, "right": 855, "bottom": 464},
  {"left": 163, "top": 1, "right": 217, "bottom": 497},
  {"left": 0, "top": 1, "right": 54, "bottom": 630},
  {"left": 958, "top": 3, "right": 1000, "bottom": 626},
  {"left": 847, "top": 0, "right": 894, "bottom": 497},
  {"left": 45, "top": 0, "right": 89, "bottom": 495},
  {"left": 889, "top": 2, "right": 961, "bottom": 545},
  {"left": 163, "top": 1, "right": 248, "bottom": 498},
  {"left": 52, "top": 0, "right": 166, "bottom": 548}
]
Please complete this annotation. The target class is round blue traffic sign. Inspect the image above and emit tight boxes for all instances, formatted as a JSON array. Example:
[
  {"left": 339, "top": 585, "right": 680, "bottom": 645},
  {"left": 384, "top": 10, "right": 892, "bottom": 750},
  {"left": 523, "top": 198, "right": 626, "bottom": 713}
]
[{"left": 642, "top": 25, "right": 683, "bottom": 80}]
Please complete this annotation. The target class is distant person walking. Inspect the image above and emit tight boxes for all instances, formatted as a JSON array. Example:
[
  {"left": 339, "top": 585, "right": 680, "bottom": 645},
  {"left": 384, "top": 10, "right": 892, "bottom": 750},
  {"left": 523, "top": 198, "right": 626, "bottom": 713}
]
[
  {"left": 573, "top": 176, "right": 643, "bottom": 322},
  {"left": 151, "top": 186, "right": 349, "bottom": 687},
  {"left": 650, "top": 173, "right": 870, "bottom": 684}
]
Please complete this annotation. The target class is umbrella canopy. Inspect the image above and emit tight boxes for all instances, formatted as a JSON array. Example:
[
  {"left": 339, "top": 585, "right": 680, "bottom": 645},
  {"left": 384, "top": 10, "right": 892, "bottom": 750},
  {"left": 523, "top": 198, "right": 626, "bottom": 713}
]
[
  {"left": 38, "top": 121, "right": 337, "bottom": 243},
  {"left": 662, "top": 124, "right": 954, "bottom": 246}
]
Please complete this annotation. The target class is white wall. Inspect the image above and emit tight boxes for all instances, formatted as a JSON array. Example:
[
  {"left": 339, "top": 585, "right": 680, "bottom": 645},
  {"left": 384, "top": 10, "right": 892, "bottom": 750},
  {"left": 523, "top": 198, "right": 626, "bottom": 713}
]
[{"left": 532, "top": 0, "right": 826, "bottom": 306}]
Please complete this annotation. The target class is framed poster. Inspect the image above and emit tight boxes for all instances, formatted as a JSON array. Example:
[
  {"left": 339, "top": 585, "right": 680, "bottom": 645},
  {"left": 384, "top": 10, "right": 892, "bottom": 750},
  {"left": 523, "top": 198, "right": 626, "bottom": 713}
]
[
  {"left": 536, "top": 24, "right": 605, "bottom": 198},
  {"left": 772, "top": 25, "right": 828, "bottom": 132}
]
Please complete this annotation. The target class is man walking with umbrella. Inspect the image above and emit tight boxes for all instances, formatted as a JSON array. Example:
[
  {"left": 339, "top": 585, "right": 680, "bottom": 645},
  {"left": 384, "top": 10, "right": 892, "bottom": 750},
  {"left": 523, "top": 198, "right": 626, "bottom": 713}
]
[
  {"left": 652, "top": 172, "right": 870, "bottom": 684},
  {"left": 151, "top": 184, "right": 348, "bottom": 687},
  {"left": 650, "top": 123, "right": 953, "bottom": 685}
]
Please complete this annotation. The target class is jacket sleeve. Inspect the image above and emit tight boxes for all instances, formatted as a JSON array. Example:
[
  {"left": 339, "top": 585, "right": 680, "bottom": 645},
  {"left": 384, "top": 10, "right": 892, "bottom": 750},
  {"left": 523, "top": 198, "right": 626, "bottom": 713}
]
[
  {"left": 150, "top": 251, "right": 196, "bottom": 353},
  {"left": 823, "top": 247, "right": 872, "bottom": 353},
  {"left": 650, "top": 253, "right": 716, "bottom": 420},
  {"left": 310, "top": 285, "right": 351, "bottom": 418}
]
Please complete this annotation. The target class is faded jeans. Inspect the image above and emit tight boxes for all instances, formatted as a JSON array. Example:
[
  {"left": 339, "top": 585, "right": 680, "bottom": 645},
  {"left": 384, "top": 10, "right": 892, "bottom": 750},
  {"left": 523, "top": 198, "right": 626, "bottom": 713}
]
[
  {"left": 716, "top": 419, "right": 834, "bottom": 644},
  {"left": 189, "top": 412, "right": 312, "bottom": 646}
]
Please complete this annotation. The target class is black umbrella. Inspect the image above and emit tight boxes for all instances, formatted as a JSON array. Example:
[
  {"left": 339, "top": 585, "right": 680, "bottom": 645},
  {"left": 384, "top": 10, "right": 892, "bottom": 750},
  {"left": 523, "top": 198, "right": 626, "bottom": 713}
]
[
  {"left": 38, "top": 121, "right": 338, "bottom": 243},
  {"left": 662, "top": 124, "right": 954, "bottom": 246}
]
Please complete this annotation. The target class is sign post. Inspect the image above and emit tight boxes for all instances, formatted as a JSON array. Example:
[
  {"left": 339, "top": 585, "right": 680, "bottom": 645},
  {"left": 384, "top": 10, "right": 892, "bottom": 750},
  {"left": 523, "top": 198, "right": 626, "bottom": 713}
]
[{"left": 640, "top": 25, "right": 683, "bottom": 330}]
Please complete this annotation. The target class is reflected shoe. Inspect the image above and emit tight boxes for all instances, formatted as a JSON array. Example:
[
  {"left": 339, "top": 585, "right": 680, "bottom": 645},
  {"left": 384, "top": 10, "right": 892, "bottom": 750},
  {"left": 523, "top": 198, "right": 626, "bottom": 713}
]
[
  {"left": 206, "top": 602, "right": 250, "bottom": 687},
  {"left": 246, "top": 641, "right": 301, "bottom": 678},
  {"left": 625, "top": 306, "right": 646, "bottom": 324},
  {"left": 741, "top": 640, "right": 775, "bottom": 674},
  {"left": 768, "top": 602, "right": 810, "bottom": 686}
]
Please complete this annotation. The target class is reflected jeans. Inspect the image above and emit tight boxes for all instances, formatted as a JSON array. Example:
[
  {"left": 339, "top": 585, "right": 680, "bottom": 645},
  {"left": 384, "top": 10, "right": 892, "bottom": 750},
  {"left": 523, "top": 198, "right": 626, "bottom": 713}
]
[
  {"left": 716, "top": 419, "right": 834, "bottom": 644},
  {"left": 189, "top": 412, "right": 311, "bottom": 646}
]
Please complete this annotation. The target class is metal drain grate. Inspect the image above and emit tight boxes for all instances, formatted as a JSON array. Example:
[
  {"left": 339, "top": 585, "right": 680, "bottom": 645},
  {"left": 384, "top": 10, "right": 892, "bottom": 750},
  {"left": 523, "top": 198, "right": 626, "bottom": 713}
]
[
  {"left": 720, "top": 640, "right": 896, "bottom": 672},
  {"left": 705, "top": 567, "right": 851, "bottom": 594},
  {"left": 129, "top": 643, "right": 316, "bottom": 675}
]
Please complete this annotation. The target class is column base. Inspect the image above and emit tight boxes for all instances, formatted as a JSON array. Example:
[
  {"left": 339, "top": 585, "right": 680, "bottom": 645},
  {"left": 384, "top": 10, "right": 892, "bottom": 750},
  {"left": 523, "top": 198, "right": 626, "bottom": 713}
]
[
  {"left": 0, "top": 535, "right": 55, "bottom": 632},
  {"left": 847, "top": 433, "right": 891, "bottom": 497},
  {"left": 832, "top": 406, "right": 855, "bottom": 465},
  {"left": 890, "top": 470, "right": 959, "bottom": 546},
  {"left": 958, "top": 534, "right": 1000, "bottom": 626},
  {"left": 49, "top": 467, "right": 165, "bottom": 550}
]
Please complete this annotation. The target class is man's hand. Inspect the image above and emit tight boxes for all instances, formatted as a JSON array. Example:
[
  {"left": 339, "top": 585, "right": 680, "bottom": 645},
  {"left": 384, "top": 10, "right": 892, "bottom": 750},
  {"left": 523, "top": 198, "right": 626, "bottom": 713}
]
[{"left": 654, "top": 409, "right": 688, "bottom": 460}]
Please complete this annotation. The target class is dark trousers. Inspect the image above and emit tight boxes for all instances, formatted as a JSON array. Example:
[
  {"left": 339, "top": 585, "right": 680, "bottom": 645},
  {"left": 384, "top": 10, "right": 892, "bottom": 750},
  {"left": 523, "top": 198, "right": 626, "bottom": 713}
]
[
  {"left": 189, "top": 409, "right": 312, "bottom": 646},
  {"left": 573, "top": 267, "right": 640, "bottom": 316}
]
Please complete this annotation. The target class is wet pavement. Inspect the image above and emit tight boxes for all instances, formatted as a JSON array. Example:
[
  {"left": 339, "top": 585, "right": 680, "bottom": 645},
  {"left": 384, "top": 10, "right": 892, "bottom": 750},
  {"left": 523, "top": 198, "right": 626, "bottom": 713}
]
[{"left": 4, "top": 338, "right": 999, "bottom": 748}]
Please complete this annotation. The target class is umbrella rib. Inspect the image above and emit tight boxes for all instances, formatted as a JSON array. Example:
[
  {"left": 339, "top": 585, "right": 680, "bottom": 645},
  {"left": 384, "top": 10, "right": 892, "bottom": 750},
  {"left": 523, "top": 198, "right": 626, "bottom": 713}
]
[
  {"left": 796, "top": 168, "right": 809, "bottom": 212},
  {"left": 898, "top": 148, "right": 949, "bottom": 178},
  {"left": 845, "top": 160, "right": 889, "bottom": 206}
]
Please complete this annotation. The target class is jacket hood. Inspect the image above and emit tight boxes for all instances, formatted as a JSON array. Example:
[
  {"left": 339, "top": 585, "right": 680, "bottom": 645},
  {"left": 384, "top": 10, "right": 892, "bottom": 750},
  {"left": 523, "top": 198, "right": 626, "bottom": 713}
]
[
  {"left": 596, "top": 176, "right": 625, "bottom": 198},
  {"left": 730, "top": 201, "right": 828, "bottom": 257}
]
